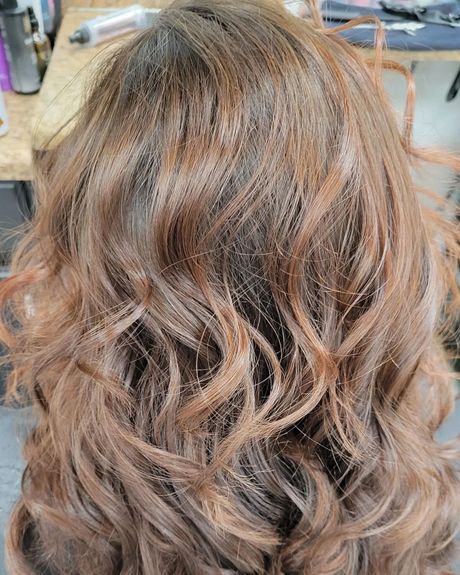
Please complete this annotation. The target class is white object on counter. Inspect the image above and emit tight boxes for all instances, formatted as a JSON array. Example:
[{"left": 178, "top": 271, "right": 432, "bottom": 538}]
[
  {"left": 68, "top": 5, "right": 157, "bottom": 47},
  {"left": 0, "top": 88, "right": 9, "bottom": 137}
]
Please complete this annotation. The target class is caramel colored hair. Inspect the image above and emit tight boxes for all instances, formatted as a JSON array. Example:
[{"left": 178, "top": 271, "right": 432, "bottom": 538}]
[{"left": 1, "top": 1, "right": 459, "bottom": 573}]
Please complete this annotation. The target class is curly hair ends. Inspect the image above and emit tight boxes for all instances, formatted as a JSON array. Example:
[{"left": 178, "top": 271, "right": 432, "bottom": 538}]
[{"left": 1, "top": 0, "right": 459, "bottom": 573}]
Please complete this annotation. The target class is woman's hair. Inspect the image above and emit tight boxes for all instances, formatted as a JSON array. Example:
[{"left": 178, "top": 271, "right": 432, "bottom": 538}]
[{"left": 1, "top": 0, "right": 459, "bottom": 573}]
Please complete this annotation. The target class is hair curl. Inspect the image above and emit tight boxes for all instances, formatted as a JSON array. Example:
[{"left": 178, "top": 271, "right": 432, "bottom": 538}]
[{"left": 1, "top": 1, "right": 459, "bottom": 573}]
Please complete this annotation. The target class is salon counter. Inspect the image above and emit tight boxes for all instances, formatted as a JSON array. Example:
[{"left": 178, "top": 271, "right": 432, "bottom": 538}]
[
  {"left": 0, "top": 92, "right": 38, "bottom": 181},
  {"left": 0, "top": 7, "right": 156, "bottom": 181},
  {"left": 2, "top": 6, "right": 460, "bottom": 182}
]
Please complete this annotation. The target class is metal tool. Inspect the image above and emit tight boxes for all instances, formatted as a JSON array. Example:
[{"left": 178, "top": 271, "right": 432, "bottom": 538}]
[
  {"left": 355, "top": 20, "right": 426, "bottom": 35},
  {"left": 380, "top": 0, "right": 460, "bottom": 27},
  {"left": 323, "top": 6, "right": 408, "bottom": 22}
]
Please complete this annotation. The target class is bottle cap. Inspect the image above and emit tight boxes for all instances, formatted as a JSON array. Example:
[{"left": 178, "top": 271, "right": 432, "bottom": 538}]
[{"left": 68, "top": 27, "right": 90, "bottom": 44}]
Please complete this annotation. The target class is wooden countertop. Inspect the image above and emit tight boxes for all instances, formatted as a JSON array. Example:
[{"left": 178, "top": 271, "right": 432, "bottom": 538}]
[
  {"left": 1, "top": 6, "right": 460, "bottom": 181},
  {"left": 0, "top": 92, "right": 38, "bottom": 181}
]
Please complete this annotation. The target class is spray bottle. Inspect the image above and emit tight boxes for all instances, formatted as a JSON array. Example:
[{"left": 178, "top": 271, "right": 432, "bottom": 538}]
[{"left": 0, "top": 0, "right": 41, "bottom": 93}]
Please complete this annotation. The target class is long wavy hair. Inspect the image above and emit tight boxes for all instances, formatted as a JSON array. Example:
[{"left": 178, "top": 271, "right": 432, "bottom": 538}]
[{"left": 1, "top": 0, "right": 459, "bottom": 573}]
